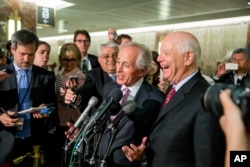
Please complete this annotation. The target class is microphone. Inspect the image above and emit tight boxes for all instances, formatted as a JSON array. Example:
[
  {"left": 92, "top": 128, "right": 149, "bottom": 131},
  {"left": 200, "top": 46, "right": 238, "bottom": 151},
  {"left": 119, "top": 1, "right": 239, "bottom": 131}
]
[
  {"left": 82, "top": 88, "right": 122, "bottom": 138},
  {"left": 108, "top": 100, "right": 136, "bottom": 129},
  {"left": 72, "top": 96, "right": 99, "bottom": 129}
]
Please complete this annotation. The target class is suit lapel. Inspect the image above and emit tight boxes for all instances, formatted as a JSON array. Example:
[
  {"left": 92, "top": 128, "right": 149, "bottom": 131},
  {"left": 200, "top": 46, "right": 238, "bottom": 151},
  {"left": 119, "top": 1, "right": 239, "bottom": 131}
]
[{"left": 153, "top": 72, "right": 203, "bottom": 127}]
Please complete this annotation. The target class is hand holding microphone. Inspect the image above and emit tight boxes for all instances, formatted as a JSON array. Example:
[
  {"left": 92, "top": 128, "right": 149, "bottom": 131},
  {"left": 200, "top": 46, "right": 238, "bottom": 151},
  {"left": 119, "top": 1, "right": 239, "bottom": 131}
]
[{"left": 68, "top": 96, "right": 99, "bottom": 136}]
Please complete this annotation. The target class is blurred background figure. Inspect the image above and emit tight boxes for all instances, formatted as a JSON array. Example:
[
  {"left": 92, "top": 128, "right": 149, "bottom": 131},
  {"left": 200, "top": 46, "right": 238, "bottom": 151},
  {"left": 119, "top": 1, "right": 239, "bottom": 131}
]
[
  {"left": 54, "top": 43, "right": 86, "bottom": 167},
  {"left": 0, "top": 50, "right": 7, "bottom": 67},
  {"left": 144, "top": 51, "right": 169, "bottom": 93},
  {"left": 73, "top": 29, "right": 100, "bottom": 73},
  {"left": 5, "top": 40, "right": 12, "bottom": 64}
]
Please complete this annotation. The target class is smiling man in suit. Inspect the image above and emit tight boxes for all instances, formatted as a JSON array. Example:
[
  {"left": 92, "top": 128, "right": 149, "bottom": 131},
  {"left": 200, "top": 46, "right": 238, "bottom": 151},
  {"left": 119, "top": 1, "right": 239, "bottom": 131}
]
[
  {"left": 96, "top": 42, "right": 165, "bottom": 167},
  {"left": 0, "top": 29, "right": 58, "bottom": 166},
  {"left": 122, "top": 32, "right": 225, "bottom": 167},
  {"left": 65, "top": 41, "right": 119, "bottom": 110}
]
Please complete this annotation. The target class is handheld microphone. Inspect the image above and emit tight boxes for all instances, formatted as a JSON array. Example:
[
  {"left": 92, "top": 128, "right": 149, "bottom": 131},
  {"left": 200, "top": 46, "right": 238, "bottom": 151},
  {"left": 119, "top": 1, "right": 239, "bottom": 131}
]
[
  {"left": 108, "top": 100, "right": 136, "bottom": 129},
  {"left": 82, "top": 88, "right": 122, "bottom": 137},
  {"left": 73, "top": 96, "right": 99, "bottom": 129}
]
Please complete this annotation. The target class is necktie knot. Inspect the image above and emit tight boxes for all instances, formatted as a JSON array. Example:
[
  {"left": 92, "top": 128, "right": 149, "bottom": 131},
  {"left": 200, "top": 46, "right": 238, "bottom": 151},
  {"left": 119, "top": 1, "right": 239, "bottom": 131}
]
[
  {"left": 82, "top": 59, "right": 88, "bottom": 73},
  {"left": 120, "top": 87, "right": 130, "bottom": 105},
  {"left": 162, "top": 87, "right": 176, "bottom": 108}
]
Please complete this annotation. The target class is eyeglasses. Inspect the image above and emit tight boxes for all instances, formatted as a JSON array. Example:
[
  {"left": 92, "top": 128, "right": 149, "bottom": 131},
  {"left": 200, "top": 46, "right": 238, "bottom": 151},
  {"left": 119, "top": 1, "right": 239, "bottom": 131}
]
[
  {"left": 100, "top": 54, "right": 118, "bottom": 60},
  {"left": 62, "top": 58, "right": 77, "bottom": 63},
  {"left": 75, "top": 40, "right": 90, "bottom": 44}
]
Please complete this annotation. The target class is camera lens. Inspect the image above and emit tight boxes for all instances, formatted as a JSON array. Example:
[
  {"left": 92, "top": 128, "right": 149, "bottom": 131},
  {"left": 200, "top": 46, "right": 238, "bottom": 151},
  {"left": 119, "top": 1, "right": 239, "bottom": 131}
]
[{"left": 202, "top": 83, "right": 235, "bottom": 117}]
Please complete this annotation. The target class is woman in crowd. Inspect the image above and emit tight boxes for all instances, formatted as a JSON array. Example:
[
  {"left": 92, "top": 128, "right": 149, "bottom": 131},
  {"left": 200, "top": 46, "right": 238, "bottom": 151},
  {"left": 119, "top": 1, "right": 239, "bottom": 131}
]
[
  {"left": 144, "top": 51, "right": 169, "bottom": 93},
  {"left": 54, "top": 43, "right": 86, "bottom": 167}
]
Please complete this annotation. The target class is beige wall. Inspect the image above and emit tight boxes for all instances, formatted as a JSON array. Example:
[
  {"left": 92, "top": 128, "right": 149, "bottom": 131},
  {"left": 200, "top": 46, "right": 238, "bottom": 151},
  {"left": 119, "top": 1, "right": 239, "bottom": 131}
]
[{"left": 44, "top": 24, "right": 249, "bottom": 75}]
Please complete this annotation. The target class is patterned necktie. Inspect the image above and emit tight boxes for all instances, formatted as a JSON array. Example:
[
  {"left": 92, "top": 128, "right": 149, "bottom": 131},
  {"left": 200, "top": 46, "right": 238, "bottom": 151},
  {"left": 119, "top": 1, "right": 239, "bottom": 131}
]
[
  {"left": 81, "top": 59, "right": 88, "bottom": 73},
  {"left": 162, "top": 87, "right": 176, "bottom": 108},
  {"left": 17, "top": 69, "right": 31, "bottom": 138},
  {"left": 120, "top": 87, "right": 130, "bottom": 106}
]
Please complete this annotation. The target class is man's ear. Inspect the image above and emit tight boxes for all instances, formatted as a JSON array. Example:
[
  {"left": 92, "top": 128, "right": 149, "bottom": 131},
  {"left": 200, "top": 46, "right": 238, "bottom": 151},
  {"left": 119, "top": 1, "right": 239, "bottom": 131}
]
[
  {"left": 138, "top": 68, "right": 147, "bottom": 77},
  {"left": 184, "top": 52, "right": 195, "bottom": 65}
]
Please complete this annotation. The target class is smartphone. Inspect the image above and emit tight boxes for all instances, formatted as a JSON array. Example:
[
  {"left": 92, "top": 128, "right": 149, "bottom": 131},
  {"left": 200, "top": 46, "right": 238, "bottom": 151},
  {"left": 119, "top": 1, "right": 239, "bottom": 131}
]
[
  {"left": 225, "top": 63, "right": 238, "bottom": 70},
  {"left": 1, "top": 69, "right": 13, "bottom": 74},
  {"left": 69, "top": 75, "right": 78, "bottom": 81}
]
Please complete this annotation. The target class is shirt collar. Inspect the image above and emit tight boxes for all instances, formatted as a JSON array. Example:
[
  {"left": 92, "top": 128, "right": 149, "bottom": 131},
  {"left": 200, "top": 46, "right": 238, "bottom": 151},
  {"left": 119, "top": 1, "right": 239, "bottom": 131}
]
[
  {"left": 121, "top": 77, "right": 143, "bottom": 98},
  {"left": 174, "top": 70, "right": 198, "bottom": 91},
  {"left": 13, "top": 62, "right": 32, "bottom": 73}
]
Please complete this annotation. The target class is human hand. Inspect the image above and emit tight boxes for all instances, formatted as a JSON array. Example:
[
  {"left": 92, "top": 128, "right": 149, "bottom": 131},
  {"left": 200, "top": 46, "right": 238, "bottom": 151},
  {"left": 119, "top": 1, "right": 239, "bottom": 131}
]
[
  {"left": 122, "top": 137, "right": 147, "bottom": 162},
  {"left": 219, "top": 89, "right": 250, "bottom": 149},
  {"left": 0, "top": 110, "right": 19, "bottom": 127},
  {"left": 32, "top": 104, "right": 49, "bottom": 118},
  {"left": 64, "top": 88, "right": 75, "bottom": 104},
  {"left": 108, "top": 28, "right": 117, "bottom": 42},
  {"left": 157, "top": 79, "right": 169, "bottom": 93},
  {"left": 65, "top": 122, "right": 79, "bottom": 141},
  {"left": 0, "top": 71, "right": 9, "bottom": 81},
  {"left": 214, "top": 62, "right": 227, "bottom": 78}
]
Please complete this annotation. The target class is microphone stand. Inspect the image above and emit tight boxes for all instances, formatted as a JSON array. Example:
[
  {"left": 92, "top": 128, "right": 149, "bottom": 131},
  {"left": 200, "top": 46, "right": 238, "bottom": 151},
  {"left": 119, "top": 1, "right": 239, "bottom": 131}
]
[
  {"left": 100, "top": 127, "right": 118, "bottom": 167},
  {"left": 88, "top": 132, "right": 104, "bottom": 167},
  {"left": 87, "top": 114, "right": 111, "bottom": 167}
]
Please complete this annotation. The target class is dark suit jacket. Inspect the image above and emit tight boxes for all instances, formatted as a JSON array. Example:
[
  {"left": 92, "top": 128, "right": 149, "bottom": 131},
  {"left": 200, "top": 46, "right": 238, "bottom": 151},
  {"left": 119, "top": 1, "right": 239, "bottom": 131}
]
[
  {"left": 97, "top": 81, "right": 165, "bottom": 167},
  {"left": 0, "top": 63, "right": 58, "bottom": 162},
  {"left": 88, "top": 54, "right": 100, "bottom": 70},
  {"left": 147, "top": 72, "right": 225, "bottom": 167},
  {"left": 213, "top": 70, "right": 250, "bottom": 86},
  {"left": 78, "top": 67, "right": 113, "bottom": 110}
]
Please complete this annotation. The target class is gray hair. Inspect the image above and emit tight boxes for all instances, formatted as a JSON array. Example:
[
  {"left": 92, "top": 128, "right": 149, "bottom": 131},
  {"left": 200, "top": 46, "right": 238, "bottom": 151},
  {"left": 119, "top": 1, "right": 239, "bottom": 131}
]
[
  {"left": 121, "top": 42, "right": 152, "bottom": 75},
  {"left": 11, "top": 29, "right": 39, "bottom": 50},
  {"left": 176, "top": 33, "right": 201, "bottom": 66},
  {"left": 230, "top": 48, "right": 248, "bottom": 60},
  {"left": 97, "top": 42, "right": 119, "bottom": 56}
]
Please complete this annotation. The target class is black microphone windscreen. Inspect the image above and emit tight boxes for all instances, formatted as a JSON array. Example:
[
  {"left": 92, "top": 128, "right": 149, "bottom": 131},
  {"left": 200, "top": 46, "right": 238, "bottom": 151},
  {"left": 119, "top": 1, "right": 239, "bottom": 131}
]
[
  {"left": 110, "top": 103, "right": 121, "bottom": 115},
  {"left": 108, "top": 88, "right": 123, "bottom": 103}
]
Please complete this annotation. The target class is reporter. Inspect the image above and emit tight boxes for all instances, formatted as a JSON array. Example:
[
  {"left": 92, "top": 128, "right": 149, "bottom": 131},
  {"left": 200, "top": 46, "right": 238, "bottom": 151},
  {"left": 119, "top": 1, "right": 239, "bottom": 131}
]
[{"left": 219, "top": 89, "right": 250, "bottom": 167}]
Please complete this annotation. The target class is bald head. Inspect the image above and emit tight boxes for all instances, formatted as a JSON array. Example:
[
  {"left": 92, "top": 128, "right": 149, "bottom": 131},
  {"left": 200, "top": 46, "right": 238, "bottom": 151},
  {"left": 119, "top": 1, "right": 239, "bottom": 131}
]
[{"left": 158, "top": 31, "right": 201, "bottom": 84}]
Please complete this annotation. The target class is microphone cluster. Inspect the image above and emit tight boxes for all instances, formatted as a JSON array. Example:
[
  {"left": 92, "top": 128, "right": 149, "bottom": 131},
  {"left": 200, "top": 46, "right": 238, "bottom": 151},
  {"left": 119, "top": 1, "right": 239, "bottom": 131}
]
[{"left": 66, "top": 88, "right": 137, "bottom": 166}]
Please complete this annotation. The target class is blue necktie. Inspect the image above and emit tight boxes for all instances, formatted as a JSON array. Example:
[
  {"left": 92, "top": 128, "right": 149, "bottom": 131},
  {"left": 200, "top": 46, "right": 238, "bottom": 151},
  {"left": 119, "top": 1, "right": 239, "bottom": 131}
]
[{"left": 16, "top": 69, "right": 31, "bottom": 138}]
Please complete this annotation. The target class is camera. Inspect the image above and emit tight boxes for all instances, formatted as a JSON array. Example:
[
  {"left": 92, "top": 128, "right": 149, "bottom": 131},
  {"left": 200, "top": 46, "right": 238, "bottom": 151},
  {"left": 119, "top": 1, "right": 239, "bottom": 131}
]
[{"left": 202, "top": 80, "right": 250, "bottom": 130}]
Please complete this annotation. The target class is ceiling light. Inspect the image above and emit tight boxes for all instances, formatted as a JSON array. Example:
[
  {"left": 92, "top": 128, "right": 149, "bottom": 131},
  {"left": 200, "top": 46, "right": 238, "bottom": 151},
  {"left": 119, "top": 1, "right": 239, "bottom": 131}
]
[{"left": 21, "top": 0, "right": 74, "bottom": 10}]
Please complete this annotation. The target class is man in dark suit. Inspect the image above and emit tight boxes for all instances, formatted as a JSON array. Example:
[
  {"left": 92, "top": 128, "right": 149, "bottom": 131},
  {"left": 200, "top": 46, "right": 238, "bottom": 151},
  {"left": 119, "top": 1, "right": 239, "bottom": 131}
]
[
  {"left": 65, "top": 41, "right": 119, "bottom": 110},
  {"left": 73, "top": 29, "right": 100, "bottom": 73},
  {"left": 122, "top": 32, "right": 225, "bottom": 167},
  {"left": 212, "top": 48, "right": 250, "bottom": 86},
  {"left": 94, "top": 42, "right": 164, "bottom": 167},
  {"left": 65, "top": 42, "right": 164, "bottom": 167},
  {"left": 0, "top": 29, "right": 58, "bottom": 166}
]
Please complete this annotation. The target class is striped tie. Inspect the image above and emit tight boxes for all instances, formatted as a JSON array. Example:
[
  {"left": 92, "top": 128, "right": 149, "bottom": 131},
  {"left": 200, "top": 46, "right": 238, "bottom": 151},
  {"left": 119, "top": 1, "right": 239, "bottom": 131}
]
[{"left": 162, "top": 87, "right": 176, "bottom": 108}]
